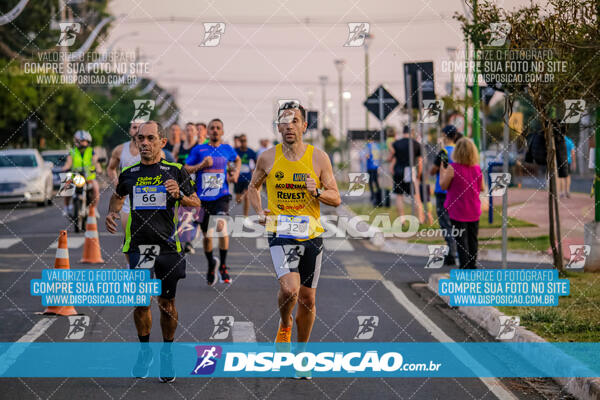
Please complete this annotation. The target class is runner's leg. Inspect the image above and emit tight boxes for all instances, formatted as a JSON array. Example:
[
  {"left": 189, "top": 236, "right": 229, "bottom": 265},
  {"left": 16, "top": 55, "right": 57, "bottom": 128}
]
[
  {"left": 157, "top": 297, "right": 177, "bottom": 341},
  {"left": 242, "top": 190, "right": 250, "bottom": 217},
  {"left": 217, "top": 218, "right": 229, "bottom": 254},
  {"left": 120, "top": 211, "right": 130, "bottom": 263},
  {"left": 278, "top": 272, "right": 300, "bottom": 328},
  {"left": 296, "top": 286, "right": 316, "bottom": 342},
  {"left": 134, "top": 305, "right": 152, "bottom": 338},
  {"left": 91, "top": 180, "right": 100, "bottom": 207}
]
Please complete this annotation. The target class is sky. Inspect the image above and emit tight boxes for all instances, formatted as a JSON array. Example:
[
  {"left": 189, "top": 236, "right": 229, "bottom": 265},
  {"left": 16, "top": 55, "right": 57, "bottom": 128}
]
[{"left": 105, "top": 0, "right": 529, "bottom": 147}]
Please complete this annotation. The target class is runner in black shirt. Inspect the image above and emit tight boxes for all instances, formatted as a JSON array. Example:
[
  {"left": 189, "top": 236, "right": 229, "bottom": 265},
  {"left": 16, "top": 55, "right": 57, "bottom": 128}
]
[
  {"left": 105, "top": 121, "right": 200, "bottom": 383},
  {"left": 389, "top": 126, "right": 425, "bottom": 221}
]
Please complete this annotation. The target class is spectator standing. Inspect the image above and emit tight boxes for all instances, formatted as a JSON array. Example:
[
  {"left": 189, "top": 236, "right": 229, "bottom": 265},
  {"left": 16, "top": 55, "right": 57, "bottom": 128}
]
[
  {"left": 389, "top": 126, "right": 425, "bottom": 222},
  {"left": 364, "top": 138, "right": 382, "bottom": 205},
  {"left": 429, "top": 125, "right": 458, "bottom": 266},
  {"left": 439, "top": 138, "right": 484, "bottom": 269}
]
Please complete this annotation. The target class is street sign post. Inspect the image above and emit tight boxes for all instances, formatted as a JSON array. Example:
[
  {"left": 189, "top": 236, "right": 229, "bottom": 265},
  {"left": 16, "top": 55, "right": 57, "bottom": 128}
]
[
  {"left": 364, "top": 85, "right": 399, "bottom": 164},
  {"left": 403, "top": 62, "right": 435, "bottom": 110}
]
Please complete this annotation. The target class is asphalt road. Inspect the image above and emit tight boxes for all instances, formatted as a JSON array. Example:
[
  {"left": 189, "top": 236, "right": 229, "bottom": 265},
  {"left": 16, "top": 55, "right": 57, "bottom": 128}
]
[{"left": 0, "top": 191, "right": 573, "bottom": 400}]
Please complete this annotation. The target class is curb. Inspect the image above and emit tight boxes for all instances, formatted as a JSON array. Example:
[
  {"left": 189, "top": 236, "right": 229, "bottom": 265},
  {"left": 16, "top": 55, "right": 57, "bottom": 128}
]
[
  {"left": 428, "top": 273, "right": 600, "bottom": 400},
  {"left": 338, "top": 203, "right": 553, "bottom": 264}
]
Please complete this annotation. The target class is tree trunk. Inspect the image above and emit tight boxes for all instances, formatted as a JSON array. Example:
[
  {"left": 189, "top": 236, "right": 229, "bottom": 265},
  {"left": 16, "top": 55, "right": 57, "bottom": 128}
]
[{"left": 544, "top": 119, "right": 564, "bottom": 271}]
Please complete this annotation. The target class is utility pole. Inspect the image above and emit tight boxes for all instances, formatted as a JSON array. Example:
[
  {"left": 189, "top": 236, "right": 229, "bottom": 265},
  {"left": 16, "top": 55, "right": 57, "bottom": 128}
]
[
  {"left": 502, "top": 94, "right": 511, "bottom": 268},
  {"left": 417, "top": 70, "right": 429, "bottom": 215},
  {"left": 406, "top": 78, "right": 416, "bottom": 216},
  {"left": 319, "top": 75, "right": 328, "bottom": 149},
  {"left": 472, "top": 0, "right": 481, "bottom": 150},
  {"left": 335, "top": 59, "right": 345, "bottom": 162},
  {"left": 464, "top": 38, "right": 470, "bottom": 137},
  {"left": 363, "top": 34, "right": 373, "bottom": 132},
  {"left": 343, "top": 91, "right": 352, "bottom": 164}
]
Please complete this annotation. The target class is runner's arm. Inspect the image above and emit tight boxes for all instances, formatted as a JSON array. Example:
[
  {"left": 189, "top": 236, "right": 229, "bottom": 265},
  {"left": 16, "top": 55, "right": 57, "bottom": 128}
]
[
  {"left": 247, "top": 152, "right": 269, "bottom": 222},
  {"left": 174, "top": 168, "right": 200, "bottom": 207},
  {"left": 314, "top": 149, "right": 341, "bottom": 207},
  {"left": 179, "top": 192, "right": 201, "bottom": 207},
  {"left": 230, "top": 155, "right": 241, "bottom": 182},
  {"left": 184, "top": 149, "right": 210, "bottom": 174},
  {"left": 106, "top": 144, "right": 122, "bottom": 185},
  {"left": 184, "top": 158, "right": 211, "bottom": 174},
  {"left": 106, "top": 193, "right": 125, "bottom": 234},
  {"left": 93, "top": 153, "right": 103, "bottom": 175}
]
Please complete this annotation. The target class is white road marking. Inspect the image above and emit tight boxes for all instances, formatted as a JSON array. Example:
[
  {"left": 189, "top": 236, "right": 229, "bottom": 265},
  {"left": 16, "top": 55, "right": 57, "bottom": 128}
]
[
  {"left": 381, "top": 280, "right": 518, "bottom": 400},
  {"left": 0, "top": 318, "right": 56, "bottom": 376},
  {"left": 324, "top": 239, "right": 353, "bottom": 252},
  {"left": 0, "top": 208, "right": 46, "bottom": 224},
  {"left": 255, "top": 237, "right": 354, "bottom": 252},
  {"left": 232, "top": 321, "right": 257, "bottom": 342},
  {"left": 256, "top": 238, "right": 268, "bottom": 249},
  {"left": 345, "top": 265, "right": 383, "bottom": 280},
  {"left": 50, "top": 237, "right": 85, "bottom": 249},
  {"left": 0, "top": 238, "right": 21, "bottom": 249}
]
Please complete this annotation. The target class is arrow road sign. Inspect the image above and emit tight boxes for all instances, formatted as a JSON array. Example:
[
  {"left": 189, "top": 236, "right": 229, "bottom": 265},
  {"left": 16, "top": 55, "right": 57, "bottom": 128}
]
[{"left": 364, "top": 85, "right": 399, "bottom": 122}]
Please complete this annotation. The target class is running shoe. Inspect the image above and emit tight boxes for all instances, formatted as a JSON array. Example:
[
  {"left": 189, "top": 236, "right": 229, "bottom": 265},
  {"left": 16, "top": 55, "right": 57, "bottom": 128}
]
[
  {"left": 206, "top": 256, "right": 219, "bottom": 287},
  {"left": 184, "top": 242, "right": 195, "bottom": 254},
  {"left": 131, "top": 345, "right": 153, "bottom": 379},
  {"left": 294, "top": 370, "right": 312, "bottom": 380},
  {"left": 292, "top": 342, "right": 311, "bottom": 379},
  {"left": 219, "top": 265, "right": 231, "bottom": 284},
  {"left": 275, "top": 319, "right": 292, "bottom": 353},
  {"left": 158, "top": 344, "right": 175, "bottom": 383}
]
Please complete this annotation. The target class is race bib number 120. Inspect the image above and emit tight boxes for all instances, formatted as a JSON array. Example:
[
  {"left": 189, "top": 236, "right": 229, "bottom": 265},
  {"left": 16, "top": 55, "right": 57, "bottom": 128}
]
[
  {"left": 276, "top": 215, "right": 309, "bottom": 239},
  {"left": 133, "top": 185, "right": 167, "bottom": 210}
]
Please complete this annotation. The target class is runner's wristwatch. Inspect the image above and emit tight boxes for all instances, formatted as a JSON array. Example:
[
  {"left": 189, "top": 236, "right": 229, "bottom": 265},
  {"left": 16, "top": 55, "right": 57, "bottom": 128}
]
[{"left": 315, "top": 188, "right": 322, "bottom": 198}]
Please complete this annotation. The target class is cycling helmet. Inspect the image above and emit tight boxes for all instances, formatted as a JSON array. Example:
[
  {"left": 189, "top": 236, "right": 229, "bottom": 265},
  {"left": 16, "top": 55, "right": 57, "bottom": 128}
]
[{"left": 74, "top": 130, "right": 92, "bottom": 142}]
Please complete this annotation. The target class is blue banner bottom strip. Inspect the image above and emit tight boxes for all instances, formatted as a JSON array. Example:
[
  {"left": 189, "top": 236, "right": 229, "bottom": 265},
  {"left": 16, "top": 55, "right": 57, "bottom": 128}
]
[{"left": 0, "top": 342, "right": 599, "bottom": 378}]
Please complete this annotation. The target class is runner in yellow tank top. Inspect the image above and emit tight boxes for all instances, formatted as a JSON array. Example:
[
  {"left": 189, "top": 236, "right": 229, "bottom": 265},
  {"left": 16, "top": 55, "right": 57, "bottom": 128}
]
[
  {"left": 264, "top": 143, "right": 324, "bottom": 240},
  {"left": 248, "top": 102, "right": 341, "bottom": 377}
]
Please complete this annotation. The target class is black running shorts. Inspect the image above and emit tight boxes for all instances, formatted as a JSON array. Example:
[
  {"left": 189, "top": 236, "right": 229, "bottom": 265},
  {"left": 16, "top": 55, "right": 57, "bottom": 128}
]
[
  {"left": 128, "top": 250, "right": 186, "bottom": 299},
  {"left": 268, "top": 234, "right": 323, "bottom": 288},
  {"left": 199, "top": 194, "right": 232, "bottom": 233}
]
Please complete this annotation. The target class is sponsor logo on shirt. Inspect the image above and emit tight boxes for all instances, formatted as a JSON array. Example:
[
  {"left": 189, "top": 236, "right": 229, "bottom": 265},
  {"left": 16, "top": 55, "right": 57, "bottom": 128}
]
[{"left": 293, "top": 173, "right": 309, "bottom": 182}]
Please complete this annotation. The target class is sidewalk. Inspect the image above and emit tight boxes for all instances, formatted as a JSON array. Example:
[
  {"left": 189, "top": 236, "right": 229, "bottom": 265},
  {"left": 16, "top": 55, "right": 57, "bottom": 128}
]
[
  {"left": 500, "top": 187, "right": 593, "bottom": 255},
  {"left": 343, "top": 186, "right": 594, "bottom": 260}
]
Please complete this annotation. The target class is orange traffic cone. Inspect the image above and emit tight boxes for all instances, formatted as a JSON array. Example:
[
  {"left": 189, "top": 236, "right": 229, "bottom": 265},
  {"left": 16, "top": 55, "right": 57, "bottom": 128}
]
[
  {"left": 44, "top": 230, "right": 78, "bottom": 316},
  {"left": 81, "top": 205, "right": 105, "bottom": 263}
]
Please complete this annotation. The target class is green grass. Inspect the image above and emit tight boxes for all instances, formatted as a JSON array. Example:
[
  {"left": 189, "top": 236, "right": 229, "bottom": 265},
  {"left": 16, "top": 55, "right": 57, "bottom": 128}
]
[
  {"left": 348, "top": 203, "right": 536, "bottom": 232},
  {"left": 479, "top": 235, "right": 550, "bottom": 252},
  {"left": 498, "top": 271, "right": 600, "bottom": 342},
  {"left": 409, "top": 235, "right": 550, "bottom": 253},
  {"left": 480, "top": 207, "right": 537, "bottom": 229}
]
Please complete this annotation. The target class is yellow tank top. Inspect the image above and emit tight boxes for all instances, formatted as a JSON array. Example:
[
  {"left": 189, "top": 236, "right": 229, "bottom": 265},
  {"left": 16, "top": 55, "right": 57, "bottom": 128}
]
[{"left": 266, "top": 144, "right": 323, "bottom": 240}]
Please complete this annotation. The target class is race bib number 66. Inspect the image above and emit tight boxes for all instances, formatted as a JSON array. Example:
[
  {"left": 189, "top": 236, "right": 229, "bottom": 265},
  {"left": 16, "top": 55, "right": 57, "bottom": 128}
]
[{"left": 133, "top": 185, "right": 167, "bottom": 210}]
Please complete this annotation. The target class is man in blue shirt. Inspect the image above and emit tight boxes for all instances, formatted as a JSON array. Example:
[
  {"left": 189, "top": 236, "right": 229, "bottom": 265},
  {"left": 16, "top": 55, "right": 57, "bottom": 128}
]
[
  {"left": 234, "top": 133, "right": 257, "bottom": 222},
  {"left": 364, "top": 139, "right": 382, "bottom": 205},
  {"left": 560, "top": 136, "right": 576, "bottom": 198},
  {"left": 429, "top": 125, "right": 458, "bottom": 266},
  {"left": 185, "top": 118, "right": 241, "bottom": 285}
]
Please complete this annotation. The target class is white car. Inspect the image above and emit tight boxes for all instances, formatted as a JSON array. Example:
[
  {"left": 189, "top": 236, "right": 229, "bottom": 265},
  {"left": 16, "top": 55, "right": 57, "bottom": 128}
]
[
  {"left": 0, "top": 149, "right": 54, "bottom": 206},
  {"left": 41, "top": 149, "right": 69, "bottom": 189}
]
